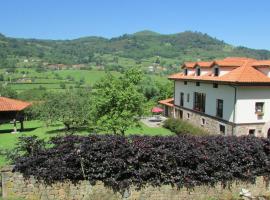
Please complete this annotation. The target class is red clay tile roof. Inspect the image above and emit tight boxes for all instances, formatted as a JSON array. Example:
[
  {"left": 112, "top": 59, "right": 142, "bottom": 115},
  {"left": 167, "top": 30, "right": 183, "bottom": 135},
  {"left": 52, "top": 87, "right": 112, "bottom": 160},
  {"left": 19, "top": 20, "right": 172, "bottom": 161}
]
[
  {"left": 195, "top": 61, "right": 213, "bottom": 68},
  {"left": 252, "top": 60, "right": 270, "bottom": 67},
  {"left": 171, "top": 57, "right": 270, "bottom": 84},
  {"left": 158, "top": 98, "right": 174, "bottom": 107},
  {"left": 0, "top": 97, "right": 31, "bottom": 112},
  {"left": 182, "top": 62, "right": 197, "bottom": 68}
]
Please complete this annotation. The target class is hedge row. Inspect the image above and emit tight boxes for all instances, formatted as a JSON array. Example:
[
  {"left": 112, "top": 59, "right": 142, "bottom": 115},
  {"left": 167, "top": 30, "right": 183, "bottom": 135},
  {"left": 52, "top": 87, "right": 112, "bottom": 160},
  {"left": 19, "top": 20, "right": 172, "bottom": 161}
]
[
  {"left": 163, "top": 118, "right": 209, "bottom": 136},
  {"left": 14, "top": 135, "right": 270, "bottom": 193}
]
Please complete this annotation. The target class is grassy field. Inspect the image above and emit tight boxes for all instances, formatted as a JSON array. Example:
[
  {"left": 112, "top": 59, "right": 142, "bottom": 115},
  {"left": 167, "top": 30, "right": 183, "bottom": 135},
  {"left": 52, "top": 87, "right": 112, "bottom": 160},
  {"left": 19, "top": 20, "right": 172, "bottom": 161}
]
[
  {"left": 2, "top": 68, "right": 168, "bottom": 93},
  {"left": 0, "top": 120, "right": 173, "bottom": 167}
]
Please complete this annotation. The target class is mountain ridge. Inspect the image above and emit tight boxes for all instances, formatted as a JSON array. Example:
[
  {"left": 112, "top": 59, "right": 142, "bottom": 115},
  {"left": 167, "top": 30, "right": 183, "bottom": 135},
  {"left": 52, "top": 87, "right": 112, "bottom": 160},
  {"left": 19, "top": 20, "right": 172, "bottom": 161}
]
[{"left": 0, "top": 30, "right": 270, "bottom": 67}]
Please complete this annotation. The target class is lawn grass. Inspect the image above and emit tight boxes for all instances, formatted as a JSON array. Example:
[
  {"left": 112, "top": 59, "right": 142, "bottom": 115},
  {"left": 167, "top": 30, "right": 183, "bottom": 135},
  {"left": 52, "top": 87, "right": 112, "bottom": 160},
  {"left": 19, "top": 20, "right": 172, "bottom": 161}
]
[{"left": 0, "top": 120, "right": 173, "bottom": 167}]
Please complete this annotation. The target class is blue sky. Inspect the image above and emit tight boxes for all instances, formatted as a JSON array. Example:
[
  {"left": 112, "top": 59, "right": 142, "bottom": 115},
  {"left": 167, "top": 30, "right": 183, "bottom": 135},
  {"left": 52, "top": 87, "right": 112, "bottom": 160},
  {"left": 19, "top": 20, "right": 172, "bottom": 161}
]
[{"left": 1, "top": 0, "right": 270, "bottom": 49}]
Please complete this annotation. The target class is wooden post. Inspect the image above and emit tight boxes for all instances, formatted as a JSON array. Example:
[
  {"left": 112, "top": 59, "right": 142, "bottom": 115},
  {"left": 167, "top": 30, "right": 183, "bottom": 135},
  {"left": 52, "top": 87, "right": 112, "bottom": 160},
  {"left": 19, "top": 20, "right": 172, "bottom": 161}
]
[
  {"left": 12, "top": 118, "right": 17, "bottom": 134},
  {"left": 20, "top": 120, "right": 24, "bottom": 131}
]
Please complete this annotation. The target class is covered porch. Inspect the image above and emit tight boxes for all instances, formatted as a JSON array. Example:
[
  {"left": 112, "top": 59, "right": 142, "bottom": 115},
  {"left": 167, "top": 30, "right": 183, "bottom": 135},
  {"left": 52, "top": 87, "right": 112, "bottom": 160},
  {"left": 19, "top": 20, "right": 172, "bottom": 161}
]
[
  {"left": 0, "top": 97, "right": 31, "bottom": 133},
  {"left": 158, "top": 98, "right": 174, "bottom": 118}
]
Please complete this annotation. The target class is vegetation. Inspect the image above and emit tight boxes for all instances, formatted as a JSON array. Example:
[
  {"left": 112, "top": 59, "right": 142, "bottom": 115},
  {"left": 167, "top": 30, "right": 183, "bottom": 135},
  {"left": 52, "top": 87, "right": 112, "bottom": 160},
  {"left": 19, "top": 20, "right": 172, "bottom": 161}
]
[
  {"left": 0, "top": 120, "right": 173, "bottom": 166},
  {"left": 1, "top": 31, "right": 270, "bottom": 73},
  {"left": 33, "top": 89, "right": 91, "bottom": 130},
  {"left": 13, "top": 134, "right": 270, "bottom": 193},
  {"left": 0, "top": 84, "right": 18, "bottom": 98},
  {"left": 90, "top": 69, "right": 146, "bottom": 135},
  {"left": 163, "top": 118, "right": 209, "bottom": 136}
]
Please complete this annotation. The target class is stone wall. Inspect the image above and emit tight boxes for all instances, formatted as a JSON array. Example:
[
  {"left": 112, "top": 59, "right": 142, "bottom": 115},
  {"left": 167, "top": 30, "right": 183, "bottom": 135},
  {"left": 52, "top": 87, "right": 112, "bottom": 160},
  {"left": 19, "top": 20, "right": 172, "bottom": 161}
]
[
  {"left": 235, "top": 123, "right": 265, "bottom": 137},
  {"left": 175, "top": 107, "right": 233, "bottom": 136},
  {"left": 2, "top": 166, "right": 270, "bottom": 200}
]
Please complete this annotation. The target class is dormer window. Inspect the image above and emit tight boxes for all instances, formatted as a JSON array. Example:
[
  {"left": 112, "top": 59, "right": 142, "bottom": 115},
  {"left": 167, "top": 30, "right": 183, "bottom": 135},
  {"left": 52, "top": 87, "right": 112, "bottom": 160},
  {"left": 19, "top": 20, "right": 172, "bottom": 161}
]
[
  {"left": 214, "top": 67, "right": 219, "bottom": 76},
  {"left": 184, "top": 68, "right": 188, "bottom": 76},
  {"left": 196, "top": 67, "right": 201, "bottom": 76}
]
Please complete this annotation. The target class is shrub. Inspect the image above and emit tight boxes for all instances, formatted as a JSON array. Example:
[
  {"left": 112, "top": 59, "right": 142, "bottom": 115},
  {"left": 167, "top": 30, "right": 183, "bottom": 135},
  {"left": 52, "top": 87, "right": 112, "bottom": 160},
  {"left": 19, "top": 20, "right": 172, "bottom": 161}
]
[
  {"left": 14, "top": 135, "right": 270, "bottom": 193},
  {"left": 163, "top": 118, "right": 208, "bottom": 136}
]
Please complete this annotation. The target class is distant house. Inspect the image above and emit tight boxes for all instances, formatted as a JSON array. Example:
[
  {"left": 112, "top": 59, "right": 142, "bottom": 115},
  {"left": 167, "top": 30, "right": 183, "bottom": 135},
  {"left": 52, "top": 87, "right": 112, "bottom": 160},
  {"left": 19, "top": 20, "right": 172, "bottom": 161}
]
[
  {"left": 47, "top": 64, "right": 68, "bottom": 70},
  {"left": 148, "top": 66, "right": 154, "bottom": 72},
  {"left": 72, "top": 64, "right": 85, "bottom": 69},
  {"left": 159, "top": 57, "right": 270, "bottom": 137},
  {"left": 16, "top": 78, "right": 32, "bottom": 83}
]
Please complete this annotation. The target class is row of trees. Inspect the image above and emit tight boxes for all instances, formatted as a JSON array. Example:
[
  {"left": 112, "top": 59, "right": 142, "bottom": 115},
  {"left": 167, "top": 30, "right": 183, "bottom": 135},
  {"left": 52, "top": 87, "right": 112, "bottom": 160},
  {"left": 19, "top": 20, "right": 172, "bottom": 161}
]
[{"left": 31, "top": 69, "right": 149, "bottom": 135}]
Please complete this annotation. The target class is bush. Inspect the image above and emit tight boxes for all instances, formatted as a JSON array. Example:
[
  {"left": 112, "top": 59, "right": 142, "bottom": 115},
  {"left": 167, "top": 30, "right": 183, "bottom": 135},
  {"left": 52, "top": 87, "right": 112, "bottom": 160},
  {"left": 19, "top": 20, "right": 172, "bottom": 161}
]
[
  {"left": 14, "top": 135, "right": 270, "bottom": 193},
  {"left": 163, "top": 118, "right": 208, "bottom": 136}
]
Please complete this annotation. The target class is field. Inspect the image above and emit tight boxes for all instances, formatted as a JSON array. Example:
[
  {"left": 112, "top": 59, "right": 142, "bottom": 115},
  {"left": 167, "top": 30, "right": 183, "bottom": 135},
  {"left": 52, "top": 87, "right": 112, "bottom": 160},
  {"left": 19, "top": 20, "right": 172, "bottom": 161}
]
[
  {"left": 0, "top": 120, "right": 173, "bottom": 166},
  {"left": 1, "top": 67, "right": 169, "bottom": 94},
  {"left": 2, "top": 68, "right": 121, "bottom": 92}
]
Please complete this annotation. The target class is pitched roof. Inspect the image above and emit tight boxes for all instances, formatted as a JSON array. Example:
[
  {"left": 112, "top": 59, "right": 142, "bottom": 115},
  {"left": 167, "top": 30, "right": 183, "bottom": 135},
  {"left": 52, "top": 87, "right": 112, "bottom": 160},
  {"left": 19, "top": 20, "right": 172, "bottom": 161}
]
[
  {"left": 195, "top": 61, "right": 213, "bottom": 68},
  {"left": 182, "top": 62, "right": 197, "bottom": 68},
  {"left": 0, "top": 97, "right": 31, "bottom": 112},
  {"left": 170, "top": 57, "right": 270, "bottom": 84},
  {"left": 158, "top": 98, "right": 174, "bottom": 107}
]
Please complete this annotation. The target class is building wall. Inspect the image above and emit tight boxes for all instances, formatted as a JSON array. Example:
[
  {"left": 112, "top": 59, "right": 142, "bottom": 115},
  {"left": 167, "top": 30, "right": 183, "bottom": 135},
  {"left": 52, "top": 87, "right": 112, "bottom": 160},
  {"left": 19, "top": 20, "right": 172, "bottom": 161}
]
[
  {"left": 174, "top": 107, "right": 233, "bottom": 136},
  {"left": 186, "top": 66, "right": 236, "bottom": 77},
  {"left": 256, "top": 67, "right": 270, "bottom": 77},
  {"left": 174, "top": 81, "right": 235, "bottom": 122},
  {"left": 235, "top": 87, "right": 270, "bottom": 124}
]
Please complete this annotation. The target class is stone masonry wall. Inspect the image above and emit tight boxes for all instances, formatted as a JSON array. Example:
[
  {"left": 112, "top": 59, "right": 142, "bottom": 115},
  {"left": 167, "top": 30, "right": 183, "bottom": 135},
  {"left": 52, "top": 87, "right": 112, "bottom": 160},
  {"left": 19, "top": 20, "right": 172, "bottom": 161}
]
[
  {"left": 2, "top": 166, "right": 270, "bottom": 200},
  {"left": 175, "top": 107, "right": 233, "bottom": 136}
]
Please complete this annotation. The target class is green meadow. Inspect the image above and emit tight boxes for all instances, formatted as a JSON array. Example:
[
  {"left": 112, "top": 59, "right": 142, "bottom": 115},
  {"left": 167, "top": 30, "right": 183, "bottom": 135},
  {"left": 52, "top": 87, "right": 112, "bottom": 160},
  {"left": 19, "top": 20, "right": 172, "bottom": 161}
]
[{"left": 0, "top": 120, "right": 173, "bottom": 166}]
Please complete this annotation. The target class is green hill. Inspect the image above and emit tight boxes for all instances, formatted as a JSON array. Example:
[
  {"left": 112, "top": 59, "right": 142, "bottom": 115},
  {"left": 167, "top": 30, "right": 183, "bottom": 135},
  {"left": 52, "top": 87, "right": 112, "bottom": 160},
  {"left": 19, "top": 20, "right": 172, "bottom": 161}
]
[{"left": 0, "top": 30, "right": 270, "bottom": 68}]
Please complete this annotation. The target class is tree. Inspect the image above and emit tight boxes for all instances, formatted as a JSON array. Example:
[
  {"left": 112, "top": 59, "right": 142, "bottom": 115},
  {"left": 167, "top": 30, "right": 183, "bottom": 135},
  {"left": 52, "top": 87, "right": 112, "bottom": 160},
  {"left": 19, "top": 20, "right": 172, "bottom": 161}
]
[
  {"left": 35, "top": 89, "right": 91, "bottom": 130},
  {"left": 90, "top": 69, "right": 146, "bottom": 135},
  {"left": 0, "top": 85, "right": 17, "bottom": 98},
  {"left": 0, "top": 74, "right": 4, "bottom": 81}
]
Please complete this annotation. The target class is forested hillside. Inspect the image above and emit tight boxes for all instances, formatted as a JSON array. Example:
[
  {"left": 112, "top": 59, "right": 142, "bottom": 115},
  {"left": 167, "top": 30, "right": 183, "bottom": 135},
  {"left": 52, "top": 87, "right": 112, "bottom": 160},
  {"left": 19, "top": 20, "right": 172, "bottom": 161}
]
[{"left": 1, "top": 30, "right": 270, "bottom": 69}]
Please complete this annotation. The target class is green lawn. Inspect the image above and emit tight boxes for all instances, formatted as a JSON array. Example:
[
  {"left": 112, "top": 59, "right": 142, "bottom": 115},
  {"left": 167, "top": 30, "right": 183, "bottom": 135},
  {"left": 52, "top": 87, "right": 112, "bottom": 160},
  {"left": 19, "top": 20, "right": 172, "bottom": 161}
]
[{"left": 0, "top": 120, "right": 173, "bottom": 167}]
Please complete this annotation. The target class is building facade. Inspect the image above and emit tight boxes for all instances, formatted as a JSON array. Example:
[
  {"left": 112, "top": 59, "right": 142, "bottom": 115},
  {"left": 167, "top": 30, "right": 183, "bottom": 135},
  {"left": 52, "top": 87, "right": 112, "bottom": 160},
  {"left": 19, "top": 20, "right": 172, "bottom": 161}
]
[{"left": 160, "top": 57, "right": 270, "bottom": 137}]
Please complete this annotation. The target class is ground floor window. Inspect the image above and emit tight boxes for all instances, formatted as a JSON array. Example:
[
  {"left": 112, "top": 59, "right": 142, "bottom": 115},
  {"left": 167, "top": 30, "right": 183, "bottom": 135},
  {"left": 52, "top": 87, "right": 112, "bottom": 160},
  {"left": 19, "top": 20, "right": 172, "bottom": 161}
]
[
  {"left": 248, "top": 129, "right": 255, "bottom": 136},
  {"left": 219, "top": 124, "right": 225, "bottom": 135},
  {"left": 201, "top": 118, "right": 206, "bottom": 126}
]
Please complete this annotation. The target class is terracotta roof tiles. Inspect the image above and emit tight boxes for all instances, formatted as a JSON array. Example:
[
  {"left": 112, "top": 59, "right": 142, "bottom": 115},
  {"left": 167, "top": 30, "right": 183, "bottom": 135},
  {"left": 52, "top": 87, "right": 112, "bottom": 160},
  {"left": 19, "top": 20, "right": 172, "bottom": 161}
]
[
  {"left": 158, "top": 98, "right": 174, "bottom": 107},
  {"left": 170, "top": 57, "right": 270, "bottom": 84},
  {"left": 0, "top": 97, "right": 31, "bottom": 112}
]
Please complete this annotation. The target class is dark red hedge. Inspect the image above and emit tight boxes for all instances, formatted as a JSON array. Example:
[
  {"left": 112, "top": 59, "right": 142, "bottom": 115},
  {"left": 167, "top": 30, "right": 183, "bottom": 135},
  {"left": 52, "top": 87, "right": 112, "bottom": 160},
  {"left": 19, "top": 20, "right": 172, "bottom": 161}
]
[{"left": 14, "top": 135, "right": 270, "bottom": 192}]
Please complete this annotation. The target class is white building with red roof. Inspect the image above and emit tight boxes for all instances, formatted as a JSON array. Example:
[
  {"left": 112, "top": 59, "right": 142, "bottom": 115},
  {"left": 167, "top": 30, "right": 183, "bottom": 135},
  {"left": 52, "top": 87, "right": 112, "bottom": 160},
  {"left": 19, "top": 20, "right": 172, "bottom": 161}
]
[{"left": 160, "top": 57, "right": 270, "bottom": 137}]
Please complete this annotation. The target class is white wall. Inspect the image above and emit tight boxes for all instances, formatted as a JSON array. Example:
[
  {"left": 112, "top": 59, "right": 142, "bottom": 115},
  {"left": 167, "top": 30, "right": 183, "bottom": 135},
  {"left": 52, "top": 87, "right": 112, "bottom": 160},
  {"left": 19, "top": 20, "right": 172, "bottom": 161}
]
[
  {"left": 256, "top": 67, "right": 270, "bottom": 77},
  {"left": 218, "top": 67, "right": 236, "bottom": 76},
  {"left": 174, "top": 81, "right": 235, "bottom": 122},
  {"left": 235, "top": 87, "right": 270, "bottom": 123}
]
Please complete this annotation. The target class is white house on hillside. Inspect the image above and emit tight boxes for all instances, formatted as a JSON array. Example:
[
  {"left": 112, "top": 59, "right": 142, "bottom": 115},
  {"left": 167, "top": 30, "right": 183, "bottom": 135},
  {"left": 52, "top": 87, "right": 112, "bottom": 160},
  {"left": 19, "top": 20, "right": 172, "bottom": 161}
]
[{"left": 159, "top": 57, "right": 270, "bottom": 137}]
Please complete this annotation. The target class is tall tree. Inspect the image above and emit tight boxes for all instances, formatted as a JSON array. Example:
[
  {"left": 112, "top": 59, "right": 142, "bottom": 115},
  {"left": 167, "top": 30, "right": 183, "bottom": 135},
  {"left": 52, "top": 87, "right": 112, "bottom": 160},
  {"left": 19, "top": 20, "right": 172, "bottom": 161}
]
[{"left": 90, "top": 69, "right": 146, "bottom": 135}]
